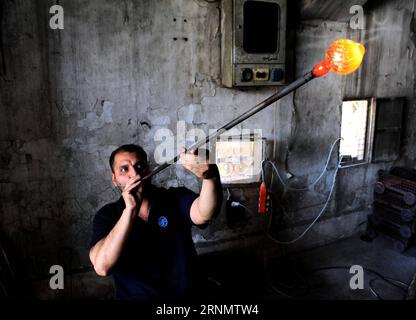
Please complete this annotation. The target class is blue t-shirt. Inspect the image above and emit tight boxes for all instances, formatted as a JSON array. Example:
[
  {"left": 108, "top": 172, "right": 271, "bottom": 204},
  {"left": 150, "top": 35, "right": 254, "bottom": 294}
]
[{"left": 89, "top": 185, "right": 202, "bottom": 300}]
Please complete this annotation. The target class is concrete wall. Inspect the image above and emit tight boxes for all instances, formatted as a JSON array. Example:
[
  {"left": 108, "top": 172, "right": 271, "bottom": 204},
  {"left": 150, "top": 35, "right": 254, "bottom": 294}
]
[
  {"left": 0, "top": 0, "right": 415, "bottom": 299},
  {"left": 268, "top": 0, "right": 416, "bottom": 254}
]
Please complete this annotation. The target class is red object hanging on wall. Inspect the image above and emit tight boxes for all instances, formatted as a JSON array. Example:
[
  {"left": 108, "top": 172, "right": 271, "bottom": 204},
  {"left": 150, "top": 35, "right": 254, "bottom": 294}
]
[{"left": 258, "top": 182, "right": 268, "bottom": 214}]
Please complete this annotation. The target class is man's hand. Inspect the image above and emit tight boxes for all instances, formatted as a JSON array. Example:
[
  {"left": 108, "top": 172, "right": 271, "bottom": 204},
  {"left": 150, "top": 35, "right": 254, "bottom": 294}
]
[
  {"left": 179, "top": 147, "right": 215, "bottom": 179},
  {"left": 180, "top": 147, "right": 222, "bottom": 225},
  {"left": 90, "top": 175, "right": 142, "bottom": 277},
  {"left": 121, "top": 175, "right": 143, "bottom": 214}
]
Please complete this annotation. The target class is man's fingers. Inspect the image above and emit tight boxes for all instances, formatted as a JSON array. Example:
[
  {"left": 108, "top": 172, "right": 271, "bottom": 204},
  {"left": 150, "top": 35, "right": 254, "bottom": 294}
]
[
  {"left": 180, "top": 152, "right": 194, "bottom": 164},
  {"left": 124, "top": 180, "right": 142, "bottom": 193},
  {"left": 180, "top": 148, "right": 210, "bottom": 172},
  {"left": 183, "top": 164, "right": 195, "bottom": 171},
  {"left": 125, "top": 175, "right": 142, "bottom": 189}
]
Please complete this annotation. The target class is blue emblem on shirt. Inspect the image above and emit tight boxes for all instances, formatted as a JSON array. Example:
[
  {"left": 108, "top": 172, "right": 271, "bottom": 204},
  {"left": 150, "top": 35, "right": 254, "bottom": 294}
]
[{"left": 158, "top": 216, "right": 168, "bottom": 228}]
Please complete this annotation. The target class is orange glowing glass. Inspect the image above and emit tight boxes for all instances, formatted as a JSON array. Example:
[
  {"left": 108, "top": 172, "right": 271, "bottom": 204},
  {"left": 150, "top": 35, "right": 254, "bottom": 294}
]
[{"left": 312, "top": 39, "right": 365, "bottom": 78}]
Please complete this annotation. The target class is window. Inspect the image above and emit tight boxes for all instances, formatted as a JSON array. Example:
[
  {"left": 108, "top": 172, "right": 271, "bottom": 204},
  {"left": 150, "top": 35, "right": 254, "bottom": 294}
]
[
  {"left": 215, "top": 133, "right": 264, "bottom": 184},
  {"left": 340, "top": 99, "right": 373, "bottom": 165},
  {"left": 372, "top": 98, "right": 405, "bottom": 162},
  {"left": 339, "top": 97, "right": 405, "bottom": 166}
]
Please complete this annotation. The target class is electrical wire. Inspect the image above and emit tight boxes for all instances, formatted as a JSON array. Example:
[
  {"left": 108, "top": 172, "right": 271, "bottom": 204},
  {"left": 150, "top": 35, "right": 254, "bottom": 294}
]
[
  {"left": 261, "top": 127, "right": 409, "bottom": 298},
  {"left": 259, "top": 138, "right": 343, "bottom": 244},
  {"left": 237, "top": 139, "right": 410, "bottom": 299},
  {"left": 0, "top": 282, "right": 7, "bottom": 298},
  {"left": 284, "top": 91, "right": 300, "bottom": 174},
  {"left": 0, "top": 243, "right": 14, "bottom": 298},
  {"left": 383, "top": 277, "right": 411, "bottom": 289},
  {"left": 266, "top": 260, "right": 310, "bottom": 299},
  {"left": 0, "top": 243, "right": 14, "bottom": 278},
  {"left": 309, "top": 266, "right": 410, "bottom": 300},
  {"left": 262, "top": 138, "right": 342, "bottom": 191},
  {"left": 266, "top": 264, "right": 410, "bottom": 300},
  {"left": 236, "top": 203, "right": 254, "bottom": 215},
  {"left": 369, "top": 278, "right": 383, "bottom": 300},
  {"left": 264, "top": 156, "right": 341, "bottom": 244},
  {"left": 269, "top": 283, "right": 300, "bottom": 299}
]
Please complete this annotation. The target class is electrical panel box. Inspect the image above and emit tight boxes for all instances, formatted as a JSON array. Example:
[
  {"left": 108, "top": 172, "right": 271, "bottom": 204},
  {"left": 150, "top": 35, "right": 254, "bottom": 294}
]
[{"left": 221, "top": 0, "right": 287, "bottom": 87}]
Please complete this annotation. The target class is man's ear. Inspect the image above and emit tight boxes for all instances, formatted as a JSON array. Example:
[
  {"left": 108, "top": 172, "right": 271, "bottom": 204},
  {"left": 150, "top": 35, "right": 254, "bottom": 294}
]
[{"left": 111, "top": 173, "right": 118, "bottom": 187}]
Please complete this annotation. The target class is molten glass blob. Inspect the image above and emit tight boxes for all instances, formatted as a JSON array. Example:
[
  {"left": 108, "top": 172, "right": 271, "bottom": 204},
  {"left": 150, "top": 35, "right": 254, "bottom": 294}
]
[{"left": 312, "top": 39, "right": 365, "bottom": 78}]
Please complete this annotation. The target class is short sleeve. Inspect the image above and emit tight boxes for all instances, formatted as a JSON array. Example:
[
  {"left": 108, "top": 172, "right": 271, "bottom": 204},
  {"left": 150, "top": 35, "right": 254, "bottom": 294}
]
[
  {"left": 89, "top": 204, "right": 119, "bottom": 249},
  {"left": 168, "top": 187, "right": 203, "bottom": 227},
  {"left": 169, "top": 187, "right": 209, "bottom": 229}
]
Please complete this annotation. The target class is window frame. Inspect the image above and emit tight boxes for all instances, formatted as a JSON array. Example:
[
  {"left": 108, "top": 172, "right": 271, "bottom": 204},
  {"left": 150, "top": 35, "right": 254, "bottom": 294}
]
[
  {"left": 339, "top": 97, "right": 376, "bottom": 168},
  {"left": 371, "top": 97, "right": 405, "bottom": 163},
  {"left": 214, "top": 133, "right": 265, "bottom": 186}
]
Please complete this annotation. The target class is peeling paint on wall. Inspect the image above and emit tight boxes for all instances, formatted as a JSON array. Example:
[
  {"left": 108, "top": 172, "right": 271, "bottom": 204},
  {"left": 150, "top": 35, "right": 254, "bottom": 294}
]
[{"left": 0, "top": 0, "right": 415, "bottom": 299}]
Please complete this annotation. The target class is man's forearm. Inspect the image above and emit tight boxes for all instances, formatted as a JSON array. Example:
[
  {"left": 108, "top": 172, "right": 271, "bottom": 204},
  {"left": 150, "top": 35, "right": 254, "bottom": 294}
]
[
  {"left": 196, "top": 168, "right": 223, "bottom": 222},
  {"left": 89, "top": 208, "right": 135, "bottom": 276}
]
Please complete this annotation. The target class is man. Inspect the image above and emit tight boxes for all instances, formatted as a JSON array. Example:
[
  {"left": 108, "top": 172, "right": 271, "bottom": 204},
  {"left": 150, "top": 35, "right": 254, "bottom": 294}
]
[{"left": 89, "top": 144, "right": 222, "bottom": 300}]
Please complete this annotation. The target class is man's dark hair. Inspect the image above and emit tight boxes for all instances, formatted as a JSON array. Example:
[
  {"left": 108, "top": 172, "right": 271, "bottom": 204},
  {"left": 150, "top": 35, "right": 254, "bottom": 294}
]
[{"left": 109, "top": 144, "right": 148, "bottom": 172}]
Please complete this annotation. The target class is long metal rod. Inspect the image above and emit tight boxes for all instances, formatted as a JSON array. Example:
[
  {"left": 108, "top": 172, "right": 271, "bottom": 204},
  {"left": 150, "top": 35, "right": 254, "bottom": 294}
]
[{"left": 141, "top": 71, "right": 316, "bottom": 181}]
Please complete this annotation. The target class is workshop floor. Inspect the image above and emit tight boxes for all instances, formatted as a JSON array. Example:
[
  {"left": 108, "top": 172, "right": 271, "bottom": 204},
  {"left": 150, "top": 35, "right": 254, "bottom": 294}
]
[{"left": 199, "top": 233, "right": 416, "bottom": 300}]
